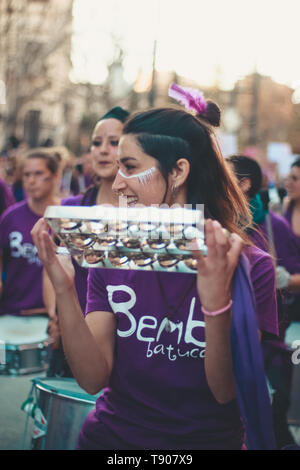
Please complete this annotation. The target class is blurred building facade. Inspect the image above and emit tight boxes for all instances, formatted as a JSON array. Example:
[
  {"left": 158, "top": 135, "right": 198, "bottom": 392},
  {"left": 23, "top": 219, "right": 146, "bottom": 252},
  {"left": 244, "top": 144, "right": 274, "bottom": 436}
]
[
  {"left": 0, "top": 1, "right": 299, "bottom": 167},
  {"left": 0, "top": 0, "right": 73, "bottom": 150}
]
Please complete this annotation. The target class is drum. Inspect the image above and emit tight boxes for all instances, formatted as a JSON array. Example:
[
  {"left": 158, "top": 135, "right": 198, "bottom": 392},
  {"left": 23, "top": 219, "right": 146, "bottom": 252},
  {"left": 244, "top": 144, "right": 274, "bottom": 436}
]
[
  {"left": 285, "top": 322, "right": 300, "bottom": 426},
  {"left": 27, "top": 377, "right": 102, "bottom": 450},
  {"left": 0, "top": 315, "right": 51, "bottom": 375}
]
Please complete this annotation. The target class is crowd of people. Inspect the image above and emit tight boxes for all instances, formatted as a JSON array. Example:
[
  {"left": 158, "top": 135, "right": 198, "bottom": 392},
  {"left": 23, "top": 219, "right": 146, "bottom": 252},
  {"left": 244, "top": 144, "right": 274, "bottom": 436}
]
[{"left": 1, "top": 84, "right": 300, "bottom": 450}]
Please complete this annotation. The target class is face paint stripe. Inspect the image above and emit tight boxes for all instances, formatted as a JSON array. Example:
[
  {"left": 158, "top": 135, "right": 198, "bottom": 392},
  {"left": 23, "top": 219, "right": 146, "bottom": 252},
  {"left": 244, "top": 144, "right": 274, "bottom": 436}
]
[{"left": 118, "top": 167, "right": 156, "bottom": 185}]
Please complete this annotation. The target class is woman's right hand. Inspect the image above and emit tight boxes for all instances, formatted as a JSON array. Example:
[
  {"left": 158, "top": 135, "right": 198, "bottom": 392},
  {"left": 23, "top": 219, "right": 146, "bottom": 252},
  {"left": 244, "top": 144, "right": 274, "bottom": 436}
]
[{"left": 31, "top": 218, "right": 75, "bottom": 295}]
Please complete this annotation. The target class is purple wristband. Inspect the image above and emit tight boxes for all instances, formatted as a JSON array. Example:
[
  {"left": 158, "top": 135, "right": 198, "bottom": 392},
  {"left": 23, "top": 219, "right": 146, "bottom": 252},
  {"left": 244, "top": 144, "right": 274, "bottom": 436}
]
[{"left": 201, "top": 299, "right": 233, "bottom": 317}]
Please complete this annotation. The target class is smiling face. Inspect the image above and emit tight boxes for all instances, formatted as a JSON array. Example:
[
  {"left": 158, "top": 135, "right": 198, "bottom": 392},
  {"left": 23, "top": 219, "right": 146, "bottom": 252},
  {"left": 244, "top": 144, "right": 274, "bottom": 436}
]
[
  {"left": 285, "top": 166, "right": 300, "bottom": 201},
  {"left": 112, "top": 134, "right": 172, "bottom": 207},
  {"left": 90, "top": 118, "right": 123, "bottom": 181}
]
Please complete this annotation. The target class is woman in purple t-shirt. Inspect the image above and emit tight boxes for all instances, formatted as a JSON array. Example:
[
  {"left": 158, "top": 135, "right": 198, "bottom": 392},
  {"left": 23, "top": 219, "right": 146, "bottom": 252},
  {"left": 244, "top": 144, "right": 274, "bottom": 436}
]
[{"left": 32, "top": 87, "right": 278, "bottom": 450}]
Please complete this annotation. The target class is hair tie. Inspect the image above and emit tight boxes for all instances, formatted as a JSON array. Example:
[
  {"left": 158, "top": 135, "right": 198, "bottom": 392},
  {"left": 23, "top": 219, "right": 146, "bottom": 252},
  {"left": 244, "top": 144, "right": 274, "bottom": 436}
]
[{"left": 168, "top": 82, "right": 207, "bottom": 115}]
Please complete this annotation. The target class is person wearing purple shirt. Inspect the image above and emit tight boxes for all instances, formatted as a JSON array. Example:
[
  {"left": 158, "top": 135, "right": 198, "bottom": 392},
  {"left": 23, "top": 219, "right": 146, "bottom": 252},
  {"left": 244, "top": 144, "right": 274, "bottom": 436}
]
[
  {"left": 42, "top": 107, "right": 129, "bottom": 377},
  {"left": 284, "top": 158, "right": 300, "bottom": 248},
  {"left": 0, "top": 148, "right": 60, "bottom": 316},
  {"left": 0, "top": 177, "right": 16, "bottom": 216},
  {"left": 227, "top": 154, "right": 298, "bottom": 449},
  {"left": 32, "top": 92, "right": 278, "bottom": 449},
  {"left": 283, "top": 158, "right": 300, "bottom": 324}
]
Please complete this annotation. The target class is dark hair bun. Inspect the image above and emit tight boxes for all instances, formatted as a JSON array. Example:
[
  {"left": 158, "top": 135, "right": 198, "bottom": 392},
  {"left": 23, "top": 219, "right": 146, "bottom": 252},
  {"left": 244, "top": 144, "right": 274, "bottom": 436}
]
[
  {"left": 101, "top": 106, "right": 130, "bottom": 123},
  {"left": 197, "top": 100, "right": 221, "bottom": 127}
]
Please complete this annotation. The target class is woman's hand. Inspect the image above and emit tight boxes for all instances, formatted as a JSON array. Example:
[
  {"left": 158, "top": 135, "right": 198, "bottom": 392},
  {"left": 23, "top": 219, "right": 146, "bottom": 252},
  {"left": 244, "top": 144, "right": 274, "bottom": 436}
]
[
  {"left": 31, "top": 218, "right": 75, "bottom": 295},
  {"left": 193, "top": 219, "right": 244, "bottom": 312}
]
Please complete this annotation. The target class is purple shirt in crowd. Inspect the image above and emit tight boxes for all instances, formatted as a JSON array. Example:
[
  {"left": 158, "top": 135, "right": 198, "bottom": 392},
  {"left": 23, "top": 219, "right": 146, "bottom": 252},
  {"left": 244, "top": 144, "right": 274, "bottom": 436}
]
[
  {"left": 284, "top": 201, "right": 300, "bottom": 251},
  {"left": 0, "top": 178, "right": 16, "bottom": 216},
  {"left": 0, "top": 200, "right": 44, "bottom": 315},
  {"left": 77, "top": 244, "right": 278, "bottom": 450},
  {"left": 250, "top": 210, "right": 300, "bottom": 274}
]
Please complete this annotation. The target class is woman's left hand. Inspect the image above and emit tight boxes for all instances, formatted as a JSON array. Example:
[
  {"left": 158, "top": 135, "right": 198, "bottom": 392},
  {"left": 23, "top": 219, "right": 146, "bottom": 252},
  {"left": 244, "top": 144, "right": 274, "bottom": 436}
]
[{"left": 193, "top": 219, "right": 244, "bottom": 312}]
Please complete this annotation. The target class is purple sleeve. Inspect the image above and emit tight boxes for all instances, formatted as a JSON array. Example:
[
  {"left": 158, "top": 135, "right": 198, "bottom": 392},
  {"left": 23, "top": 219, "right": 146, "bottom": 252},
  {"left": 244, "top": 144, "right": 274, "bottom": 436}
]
[
  {"left": 61, "top": 195, "right": 83, "bottom": 206},
  {"left": 0, "top": 178, "right": 15, "bottom": 212},
  {"left": 0, "top": 209, "right": 9, "bottom": 249},
  {"left": 247, "top": 248, "right": 278, "bottom": 336},
  {"left": 271, "top": 212, "right": 300, "bottom": 274},
  {"left": 85, "top": 269, "right": 112, "bottom": 316}
]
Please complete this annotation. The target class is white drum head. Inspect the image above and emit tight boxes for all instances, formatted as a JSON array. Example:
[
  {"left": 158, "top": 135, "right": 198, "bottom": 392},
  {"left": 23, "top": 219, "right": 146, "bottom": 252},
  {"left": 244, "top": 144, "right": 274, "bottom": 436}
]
[{"left": 0, "top": 315, "right": 49, "bottom": 345}]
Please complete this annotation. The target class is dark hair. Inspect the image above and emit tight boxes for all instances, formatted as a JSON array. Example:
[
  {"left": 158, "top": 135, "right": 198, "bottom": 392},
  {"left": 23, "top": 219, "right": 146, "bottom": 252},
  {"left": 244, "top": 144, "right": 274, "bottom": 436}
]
[
  {"left": 226, "top": 155, "right": 263, "bottom": 199},
  {"left": 21, "top": 147, "right": 62, "bottom": 174},
  {"left": 100, "top": 106, "right": 130, "bottom": 123},
  {"left": 291, "top": 157, "right": 300, "bottom": 168},
  {"left": 123, "top": 106, "right": 251, "bottom": 239}
]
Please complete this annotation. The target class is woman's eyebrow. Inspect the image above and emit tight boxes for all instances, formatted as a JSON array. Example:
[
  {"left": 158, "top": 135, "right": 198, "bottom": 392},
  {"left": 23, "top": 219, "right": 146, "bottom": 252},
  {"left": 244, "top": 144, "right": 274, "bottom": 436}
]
[
  {"left": 120, "top": 157, "right": 138, "bottom": 164},
  {"left": 93, "top": 134, "right": 120, "bottom": 139}
]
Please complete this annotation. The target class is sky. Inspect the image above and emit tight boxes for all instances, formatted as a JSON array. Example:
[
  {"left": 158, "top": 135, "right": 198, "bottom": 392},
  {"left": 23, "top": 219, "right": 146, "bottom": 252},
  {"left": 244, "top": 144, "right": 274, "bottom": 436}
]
[{"left": 71, "top": 0, "right": 300, "bottom": 91}]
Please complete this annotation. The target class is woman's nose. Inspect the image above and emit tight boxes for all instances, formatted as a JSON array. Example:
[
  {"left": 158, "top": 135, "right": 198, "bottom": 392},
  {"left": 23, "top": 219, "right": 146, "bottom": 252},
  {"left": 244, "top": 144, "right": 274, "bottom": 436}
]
[
  {"left": 99, "top": 140, "right": 109, "bottom": 154},
  {"left": 112, "top": 171, "right": 127, "bottom": 194}
]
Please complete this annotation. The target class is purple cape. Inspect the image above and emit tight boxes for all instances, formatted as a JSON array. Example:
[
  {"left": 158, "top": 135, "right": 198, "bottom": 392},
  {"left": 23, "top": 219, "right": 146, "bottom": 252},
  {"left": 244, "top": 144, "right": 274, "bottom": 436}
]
[{"left": 231, "top": 253, "right": 276, "bottom": 450}]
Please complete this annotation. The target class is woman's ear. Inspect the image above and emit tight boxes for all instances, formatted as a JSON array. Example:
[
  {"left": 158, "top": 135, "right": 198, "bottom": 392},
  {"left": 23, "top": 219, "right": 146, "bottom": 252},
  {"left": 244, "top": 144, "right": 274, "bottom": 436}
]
[
  {"left": 239, "top": 177, "right": 252, "bottom": 196},
  {"left": 169, "top": 158, "right": 190, "bottom": 189}
]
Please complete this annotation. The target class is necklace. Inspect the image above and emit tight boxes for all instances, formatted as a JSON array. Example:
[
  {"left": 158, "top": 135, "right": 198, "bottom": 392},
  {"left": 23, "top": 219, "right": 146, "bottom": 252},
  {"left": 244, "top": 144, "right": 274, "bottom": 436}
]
[{"left": 156, "top": 273, "right": 196, "bottom": 332}]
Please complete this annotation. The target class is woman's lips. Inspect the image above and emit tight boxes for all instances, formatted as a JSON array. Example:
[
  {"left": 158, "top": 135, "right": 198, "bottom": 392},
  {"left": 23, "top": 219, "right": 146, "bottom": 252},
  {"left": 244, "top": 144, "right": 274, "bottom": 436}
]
[
  {"left": 119, "top": 195, "right": 138, "bottom": 206},
  {"left": 97, "top": 160, "right": 112, "bottom": 166}
]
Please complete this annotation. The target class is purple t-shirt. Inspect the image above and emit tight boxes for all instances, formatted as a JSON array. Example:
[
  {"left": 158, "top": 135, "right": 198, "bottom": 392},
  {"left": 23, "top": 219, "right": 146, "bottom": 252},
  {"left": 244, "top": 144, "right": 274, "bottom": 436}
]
[
  {"left": 250, "top": 211, "right": 300, "bottom": 274},
  {"left": 284, "top": 201, "right": 300, "bottom": 251},
  {"left": 61, "top": 191, "right": 97, "bottom": 312},
  {"left": 0, "top": 178, "right": 16, "bottom": 216},
  {"left": 78, "top": 245, "right": 278, "bottom": 450},
  {"left": 0, "top": 201, "right": 44, "bottom": 315}
]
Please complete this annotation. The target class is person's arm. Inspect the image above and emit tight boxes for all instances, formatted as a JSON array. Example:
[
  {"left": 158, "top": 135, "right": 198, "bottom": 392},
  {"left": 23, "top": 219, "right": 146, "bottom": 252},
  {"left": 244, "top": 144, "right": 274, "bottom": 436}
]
[
  {"left": 194, "top": 219, "right": 244, "bottom": 404},
  {"left": 31, "top": 218, "right": 116, "bottom": 394},
  {"left": 55, "top": 285, "right": 116, "bottom": 394},
  {"left": 42, "top": 268, "right": 60, "bottom": 341}
]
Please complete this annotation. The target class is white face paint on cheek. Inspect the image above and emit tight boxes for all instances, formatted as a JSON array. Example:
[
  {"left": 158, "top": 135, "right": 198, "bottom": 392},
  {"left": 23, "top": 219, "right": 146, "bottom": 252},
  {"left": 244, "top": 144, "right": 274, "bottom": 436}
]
[{"left": 118, "top": 167, "right": 156, "bottom": 186}]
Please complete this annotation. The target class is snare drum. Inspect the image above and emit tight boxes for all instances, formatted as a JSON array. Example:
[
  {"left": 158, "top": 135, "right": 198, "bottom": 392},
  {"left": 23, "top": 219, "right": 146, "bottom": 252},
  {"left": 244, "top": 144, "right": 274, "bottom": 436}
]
[
  {"left": 0, "top": 315, "right": 51, "bottom": 375},
  {"left": 28, "top": 377, "right": 102, "bottom": 450}
]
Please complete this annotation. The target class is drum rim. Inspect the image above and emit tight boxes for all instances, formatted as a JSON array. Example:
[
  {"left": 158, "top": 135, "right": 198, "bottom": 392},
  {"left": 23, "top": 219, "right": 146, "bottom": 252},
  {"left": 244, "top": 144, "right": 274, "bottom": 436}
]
[
  {"left": 4, "top": 339, "right": 53, "bottom": 350},
  {"left": 32, "top": 377, "right": 100, "bottom": 403}
]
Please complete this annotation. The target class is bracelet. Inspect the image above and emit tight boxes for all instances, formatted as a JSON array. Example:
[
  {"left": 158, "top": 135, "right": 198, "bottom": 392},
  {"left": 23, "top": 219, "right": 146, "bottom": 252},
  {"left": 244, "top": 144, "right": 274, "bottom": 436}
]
[{"left": 201, "top": 299, "right": 233, "bottom": 317}]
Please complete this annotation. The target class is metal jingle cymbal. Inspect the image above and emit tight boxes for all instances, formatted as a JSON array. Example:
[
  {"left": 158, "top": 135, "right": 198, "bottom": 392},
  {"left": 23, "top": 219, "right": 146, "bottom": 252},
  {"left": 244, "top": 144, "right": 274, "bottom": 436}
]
[
  {"left": 84, "top": 250, "right": 105, "bottom": 265},
  {"left": 68, "top": 234, "right": 94, "bottom": 249},
  {"left": 60, "top": 219, "right": 82, "bottom": 231},
  {"left": 182, "top": 256, "right": 198, "bottom": 271},
  {"left": 157, "top": 254, "right": 181, "bottom": 268},
  {"left": 130, "top": 253, "right": 155, "bottom": 267},
  {"left": 121, "top": 238, "right": 142, "bottom": 249},
  {"left": 108, "top": 251, "right": 129, "bottom": 267}
]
